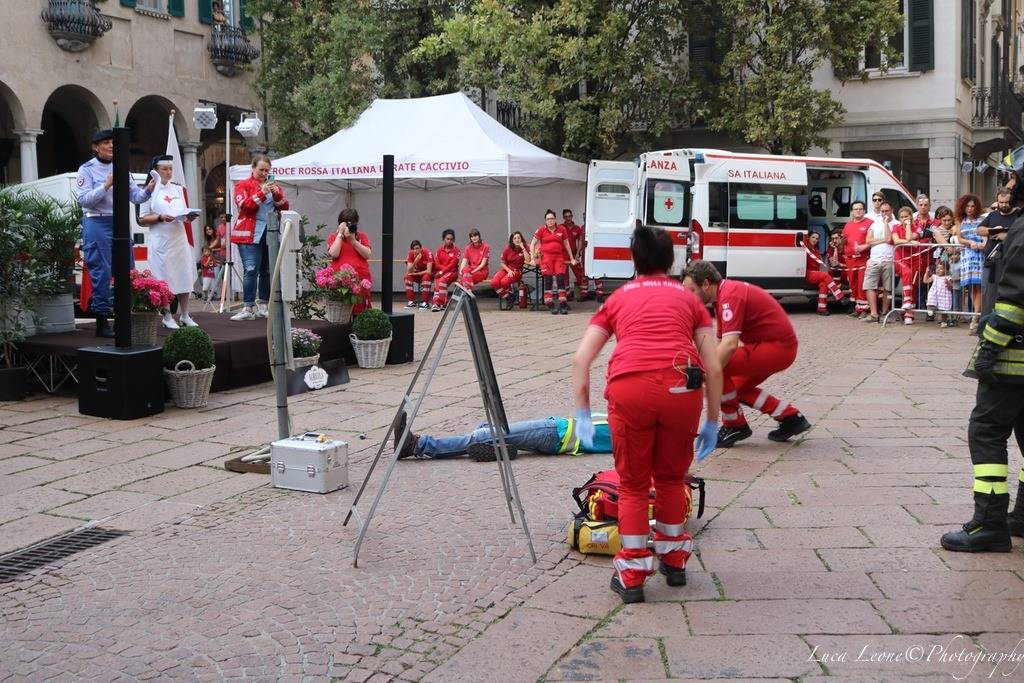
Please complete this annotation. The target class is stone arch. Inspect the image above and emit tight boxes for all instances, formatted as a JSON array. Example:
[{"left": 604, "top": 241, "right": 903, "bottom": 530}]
[
  {"left": 37, "top": 84, "right": 110, "bottom": 176},
  {"left": 125, "top": 94, "right": 191, "bottom": 171},
  {"left": 0, "top": 80, "right": 27, "bottom": 183}
]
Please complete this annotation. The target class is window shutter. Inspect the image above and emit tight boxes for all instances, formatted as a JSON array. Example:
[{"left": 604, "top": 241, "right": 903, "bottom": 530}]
[
  {"left": 907, "top": 0, "right": 933, "bottom": 72},
  {"left": 197, "top": 0, "right": 213, "bottom": 24},
  {"left": 961, "top": 0, "right": 976, "bottom": 79},
  {"left": 168, "top": 0, "right": 185, "bottom": 17},
  {"left": 689, "top": 35, "right": 714, "bottom": 80},
  {"left": 239, "top": 0, "right": 254, "bottom": 31},
  {"left": 120, "top": 0, "right": 136, "bottom": 7}
]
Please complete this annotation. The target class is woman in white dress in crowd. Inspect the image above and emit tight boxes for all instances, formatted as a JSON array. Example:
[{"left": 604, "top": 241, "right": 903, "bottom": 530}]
[{"left": 139, "top": 155, "right": 199, "bottom": 329}]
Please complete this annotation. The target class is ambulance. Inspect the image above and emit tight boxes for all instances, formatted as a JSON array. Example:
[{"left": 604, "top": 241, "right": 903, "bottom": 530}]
[{"left": 584, "top": 148, "right": 917, "bottom": 295}]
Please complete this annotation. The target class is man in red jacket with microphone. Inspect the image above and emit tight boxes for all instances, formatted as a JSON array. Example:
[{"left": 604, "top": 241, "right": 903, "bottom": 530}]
[{"left": 683, "top": 260, "right": 811, "bottom": 448}]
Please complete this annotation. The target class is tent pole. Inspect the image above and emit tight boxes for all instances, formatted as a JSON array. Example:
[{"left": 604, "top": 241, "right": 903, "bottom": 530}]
[{"left": 505, "top": 154, "right": 512, "bottom": 237}]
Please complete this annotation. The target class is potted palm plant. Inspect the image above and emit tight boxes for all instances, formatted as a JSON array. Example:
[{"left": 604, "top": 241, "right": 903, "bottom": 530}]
[
  {"left": 22, "top": 192, "right": 81, "bottom": 333},
  {"left": 350, "top": 308, "right": 392, "bottom": 369},
  {"left": 129, "top": 269, "right": 174, "bottom": 346},
  {"left": 315, "top": 264, "right": 368, "bottom": 324},
  {"left": 163, "top": 326, "right": 216, "bottom": 408}
]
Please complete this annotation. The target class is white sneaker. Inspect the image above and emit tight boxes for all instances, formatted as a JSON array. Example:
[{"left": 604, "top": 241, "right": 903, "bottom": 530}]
[
  {"left": 903, "top": 317, "right": 914, "bottom": 325},
  {"left": 161, "top": 313, "right": 180, "bottom": 330},
  {"left": 405, "top": 301, "right": 417, "bottom": 308},
  {"left": 256, "top": 303, "right": 269, "bottom": 318},
  {"left": 231, "top": 306, "right": 255, "bottom": 321},
  {"left": 419, "top": 301, "right": 429, "bottom": 309},
  {"left": 179, "top": 314, "right": 199, "bottom": 327}
]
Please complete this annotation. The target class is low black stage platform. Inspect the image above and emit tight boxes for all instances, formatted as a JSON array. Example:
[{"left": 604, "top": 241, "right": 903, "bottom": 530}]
[{"left": 19, "top": 311, "right": 355, "bottom": 394}]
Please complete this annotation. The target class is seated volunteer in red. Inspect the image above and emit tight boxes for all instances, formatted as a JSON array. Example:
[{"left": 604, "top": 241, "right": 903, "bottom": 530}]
[
  {"left": 572, "top": 226, "right": 722, "bottom": 604},
  {"left": 431, "top": 228, "right": 461, "bottom": 311},
  {"left": 327, "top": 207, "right": 373, "bottom": 315},
  {"left": 491, "top": 231, "right": 530, "bottom": 302},
  {"left": 804, "top": 232, "right": 844, "bottom": 315},
  {"left": 459, "top": 228, "right": 491, "bottom": 290},
  {"left": 404, "top": 240, "right": 433, "bottom": 308},
  {"left": 530, "top": 209, "right": 577, "bottom": 315},
  {"left": 683, "top": 260, "right": 811, "bottom": 449}
]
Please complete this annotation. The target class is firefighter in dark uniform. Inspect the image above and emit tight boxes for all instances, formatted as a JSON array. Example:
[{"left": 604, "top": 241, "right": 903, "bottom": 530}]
[{"left": 941, "top": 214, "right": 1024, "bottom": 552}]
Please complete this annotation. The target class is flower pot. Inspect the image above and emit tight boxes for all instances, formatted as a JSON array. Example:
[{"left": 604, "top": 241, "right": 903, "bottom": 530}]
[
  {"left": 131, "top": 312, "right": 160, "bottom": 346},
  {"left": 0, "top": 365, "right": 29, "bottom": 401},
  {"left": 291, "top": 353, "right": 320, "bottom": 368},
  {"left": 349, "top": 334, "right": 391, "bottom": 369},
  {"left": 164, "top": 360, "right": 216, "bottom": 408},
  {"left": 35, "top": 292, "right": 76, "bottom": 334},
  {"left": 325, "top": 300, "right": 353, "bottom": 324}
]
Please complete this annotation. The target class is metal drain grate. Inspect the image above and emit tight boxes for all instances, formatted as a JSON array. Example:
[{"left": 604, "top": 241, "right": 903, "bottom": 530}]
[{"left": 0, "top": 527, "right": 128, "bottom": 582}]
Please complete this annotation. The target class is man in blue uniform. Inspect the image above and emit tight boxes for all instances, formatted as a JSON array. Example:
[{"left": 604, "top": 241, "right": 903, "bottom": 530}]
[
  {"left": 75, "top": 129, "right": 155, "bottom": 337},
  {"left": 393, "top": 412, "right": 612, "bottom": 461}
]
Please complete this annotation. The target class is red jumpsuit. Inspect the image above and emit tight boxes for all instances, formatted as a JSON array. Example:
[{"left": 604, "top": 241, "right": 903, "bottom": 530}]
[
  {"left": 404, "top": 248, "right": 433, "bottom": 304},
  {"left": 431, "top": 243, "right": 461, "bottom": 308},
  {"left": 328, "top": 231, "right": 373, "bottom": 315},
  {"left": 562, "top": 221, "right": 586, "bottom": 296},
  {"left": 491, "top": 245, "right": 526, "bottom": 299},
  {"left": 459, "top": 241, "right": 490, "bottom": 290},
  {"left": 589, "top": 276, "right": 712, "bottom": 589},
  {"left": 717, "top": 280, "right": 801, "bottom": 429},
  {"left": 804, "top": 246, "right": 844, "bottom": 313},
  {"left": 894, "top": 215, "right": 936, "bottom": 320},
  {"left": 842, "top": 218, "right": 873, "bottom": 314},
  {"left": 533, "top": 224, "right": 570, "bottom": 306}
]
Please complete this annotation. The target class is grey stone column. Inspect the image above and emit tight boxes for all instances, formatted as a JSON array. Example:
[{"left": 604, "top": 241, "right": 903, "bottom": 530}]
[{"left": 14, "top": 128, "right": 42, "bottom": 182}]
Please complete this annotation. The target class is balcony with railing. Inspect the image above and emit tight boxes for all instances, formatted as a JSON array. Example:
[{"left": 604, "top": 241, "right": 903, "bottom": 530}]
[
  {"left": 41, "top": 0, "right": 112, "bottom": 53},
  {"left": 496, "top": 100, "right": 526, "bottom": 133},
  {"left": 971, "top": 82, "right": 1024, "bottom": 155},
  {"left": 208, "top": 24, "right": 260, "bottom": 77}
]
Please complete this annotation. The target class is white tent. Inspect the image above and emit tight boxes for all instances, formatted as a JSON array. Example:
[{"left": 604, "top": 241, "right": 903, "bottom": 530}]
[{"left": 230, "top": 92, "right": 587, "bottom": 290}]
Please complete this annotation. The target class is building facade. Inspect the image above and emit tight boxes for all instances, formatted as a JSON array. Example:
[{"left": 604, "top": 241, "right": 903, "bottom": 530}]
[
  {"left": 810, "top": 0, "right": 1024, "bottom": 208},
  {"left": 0, "top": 0, "right": 266, "bottom": 225}
]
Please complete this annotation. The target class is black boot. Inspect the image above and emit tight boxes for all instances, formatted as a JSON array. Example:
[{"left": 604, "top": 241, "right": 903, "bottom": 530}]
[
  {"left": 658, "top": 562, "right": 687, "bottom": 586},
  {"left": 940, "top": 492, "right": 1012, "bottom": 552},
  {"left": 1008, "top": 480, "right": 1024, "bottom": 539},
  {"left": 609, "top": 575, "right": 644, "bottom": 604},
  {"left": 393, "top": 412, "right": 418, "bottom": 460},
  {"left": 767, "top": 413, "right": 811, "bottom": 442},
  {"left": 94, "top": 315, "right": 114, "bottom": 338}
]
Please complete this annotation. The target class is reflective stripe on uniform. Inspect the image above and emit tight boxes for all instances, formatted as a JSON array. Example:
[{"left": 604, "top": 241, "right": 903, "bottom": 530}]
[
  {"left": 983, "top": 326, "right": 1013, "bottom": 347},
  {"left": 559, "top": 418, "right": 580, "bottom": 454},
  {"left": 974, "top": 479, "right": 1010, "bottom": 495},
  {"left": 770, "top": 402, "right": 790, "bottom": 418},
  {"left": 751, "top": 391, "right": 768, "bottom": 411},
  {"left": 994, "top": 302, "right": 1024, "bottom": 325},
  {"left": 992, "top": 361, "right": 1024, "bottom": 376},
  {"left": 613, "top": 556, "right": 655, "bottom": 573},
  {"left": 974, "top": 463, "right": 1009, "bottom": 479},
  {"left": 722, "top": 411, "right": 739, "bottom": 421},
  {"left": 620, "top": 534, "right": 649, "bottom": 549},
  {"left": 653, "top": 538, "right": 693, "bottom": 555},
  {"left": 1019, "top": 467, "right": 1024, "bottom": 483},
  {"left": 654, "top": 521, "right": 686, "bottom": 536},
  {"left": 722, "top": 391, "right": 737, "bottom": 402}
]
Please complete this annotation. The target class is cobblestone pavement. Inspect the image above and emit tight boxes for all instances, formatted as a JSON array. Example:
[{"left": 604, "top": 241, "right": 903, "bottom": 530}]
[{"left": 2, "top": 301, "right": 1023, "bottom": 682}]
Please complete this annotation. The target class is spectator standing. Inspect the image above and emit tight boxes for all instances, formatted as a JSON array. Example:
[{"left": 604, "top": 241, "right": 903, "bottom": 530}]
[
  {"left": 531, "top": 209, "right": 577, "bottom": 315},
  {"left": 978, "top": 190, "right": 1021, "bottom": 316},
  {"left": 952, "top": 194, "right": 986, "bottom": 332},
  {"left": 404, "top": 240, "right": 433, "bottom": 309},
  {"left": 924, "top": 261, "right": 953, "bottom": 327},
  {"left": 327, "top": 208, "right": 373, "bottom": 316},
  {"left": 561, "top": 209, "right": 588, "bottom": 300},
  {"left": 862, "top": 202, "right": 896, "bottom": 323},
  {"left": 892, "top": 205, "right": 932, "bottom": 325},
  {"left": 842, "top": 201, "right": 874, "bottom": 317}
]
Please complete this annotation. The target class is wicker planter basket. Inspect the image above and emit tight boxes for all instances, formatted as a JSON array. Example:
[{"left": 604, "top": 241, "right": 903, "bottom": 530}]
[
  {"left": 164, "top": 360, "right": 216, "bottom": 408},
  {"left": 325, "top": 300, "right": 353, "bottom": 324},
  {"left": 292, "top": 353, "right": 320, "bottom": 368},
  {"left": 349, "top": 334, "right": 391, "bottom": 369},
  {"left": 131, "top": 312, "right": 160, "bottom": 346}
]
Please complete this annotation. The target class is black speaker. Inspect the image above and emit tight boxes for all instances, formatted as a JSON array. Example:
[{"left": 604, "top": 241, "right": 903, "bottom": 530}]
[
  {"left": 77, "top": 346, "right": 165, "bottom": 420},
  {"left": 386, "top": 311, "right": 415, "bottom": 365}
]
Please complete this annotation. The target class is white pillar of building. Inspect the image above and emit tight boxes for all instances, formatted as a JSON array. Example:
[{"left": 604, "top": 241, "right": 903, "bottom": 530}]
[
  {"left": 182, "top": 141, "right": 202, "bottom": 254},
  {"left": 14, "top": 128, "right": 42, "bottom": 183},
  {"left": 928, "top": 136, "right": 959, "bottom": 209}
]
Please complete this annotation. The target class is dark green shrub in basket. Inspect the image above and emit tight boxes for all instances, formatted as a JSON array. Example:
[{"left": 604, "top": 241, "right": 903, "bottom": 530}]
[
  {"left": 163, "top": 326, "right": 215, "bottom": 370},
  {"left": 352, "top": 309, "right": 392, "bottom": 340}
]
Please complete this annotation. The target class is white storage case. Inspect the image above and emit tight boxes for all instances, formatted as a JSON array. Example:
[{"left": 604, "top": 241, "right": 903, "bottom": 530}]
[{"left": 270, "top": 433, "right": 348, "bottom": 493}]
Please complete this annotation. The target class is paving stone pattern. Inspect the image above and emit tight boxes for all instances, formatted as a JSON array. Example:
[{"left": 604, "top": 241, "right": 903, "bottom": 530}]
[{"left": 1, "top": 304, "right": 1023, "bottom": 681}]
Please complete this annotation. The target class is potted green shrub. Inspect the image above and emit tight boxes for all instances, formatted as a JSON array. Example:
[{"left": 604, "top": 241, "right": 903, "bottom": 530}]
[
  {"left": 163, "top": 326, "right": 216, "bottom": 408},
  {"left": 22, "top": 192, "right": 81, "bottom": 334},
  {"left": 291, "top": 327, "right": 322, "bottom": 367},
  {"left": 0, "top": 191, "right": 48, "bottom": 399},
  {"left": 350, "top": 309, "right": 392, "bottom": 368}
]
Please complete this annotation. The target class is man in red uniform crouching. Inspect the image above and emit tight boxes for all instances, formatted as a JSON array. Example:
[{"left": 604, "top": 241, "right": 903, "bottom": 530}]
[{"left": 683, "top": 260, "right": 811, "bottom": 448}]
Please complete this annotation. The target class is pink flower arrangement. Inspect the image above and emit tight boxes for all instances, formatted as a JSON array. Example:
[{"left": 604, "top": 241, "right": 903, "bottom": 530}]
[
  {"left": 315, "top": 265, "right": 370, "bottom": 304},
  {"left": 128, "top": 269, "right": 174, "bottom": 313}
]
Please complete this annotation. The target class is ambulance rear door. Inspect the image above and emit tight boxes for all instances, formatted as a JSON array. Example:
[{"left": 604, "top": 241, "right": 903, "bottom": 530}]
[
  {"left": 641, "top": 152, "right": 692, "bottom": 275},
  {"left": 585, "top": 160, "right": 639, "bottom": 280},
  {"left": 709, "top": 155, "right": 809, "bottom": 293}
]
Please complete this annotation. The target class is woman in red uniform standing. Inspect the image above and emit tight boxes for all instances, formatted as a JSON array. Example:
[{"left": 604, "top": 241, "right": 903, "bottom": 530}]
[
  {"left": 531, "top": 209, "right": 577, "bottom": 314},
  {"left": 491, "top": 231, "right": 530, "bottom": 306},
  {"left": 572, "top": 226, "right": 722, "bottom": 604},
  {"left": 459, "top": 228, "right": 490, "bottom": 291},
  {"left": 431, "top": 228, "right": 461, "bottom": 311},
  {"left": 327, "top": 208, "right": 373, "bottom": 315}
]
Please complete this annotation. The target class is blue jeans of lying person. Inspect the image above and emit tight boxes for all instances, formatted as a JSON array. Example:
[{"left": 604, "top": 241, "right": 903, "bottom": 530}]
[{"left": 416, "top": 418, "right": 562, "bottom": 459}]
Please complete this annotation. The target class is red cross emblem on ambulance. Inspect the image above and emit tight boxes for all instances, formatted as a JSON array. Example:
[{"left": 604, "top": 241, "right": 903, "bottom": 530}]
[{"left": 664, "top": 197, "right": 674, "bottom": 210}]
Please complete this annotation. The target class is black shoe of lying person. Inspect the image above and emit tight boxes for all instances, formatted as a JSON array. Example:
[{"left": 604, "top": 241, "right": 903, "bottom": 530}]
[
  {"left": 468, "top": 443, "right": 518, "bottom": 462},
  {"left": 393, "top": 412, "right": 418, "bottom": 460}
]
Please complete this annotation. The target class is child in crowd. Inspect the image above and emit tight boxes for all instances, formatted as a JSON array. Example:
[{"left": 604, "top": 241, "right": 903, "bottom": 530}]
[
  {"left": 200, "top": 247, "right": 215, "bottom": 301},
  {"left": 404, "top": 240, "right": 433, "bottom": 309},
  {"left": 459, "top": 228, "right": 491, "bottom": 291},
  {"left": 948, "top": 249, "right": 962, "bottom": 325},
  {"left": 924, "top": 261, "right": 953, "bottom": 327}
]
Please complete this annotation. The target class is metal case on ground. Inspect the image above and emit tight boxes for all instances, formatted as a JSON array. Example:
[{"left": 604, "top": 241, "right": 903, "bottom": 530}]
[{"left": 270, "top": 433, "right": 348, "bottom": 493}]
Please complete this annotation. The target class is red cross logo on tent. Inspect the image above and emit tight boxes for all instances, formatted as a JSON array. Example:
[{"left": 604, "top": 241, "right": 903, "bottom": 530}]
[{"left": 664, "top": 197, "right": 674, "bottom": 210}]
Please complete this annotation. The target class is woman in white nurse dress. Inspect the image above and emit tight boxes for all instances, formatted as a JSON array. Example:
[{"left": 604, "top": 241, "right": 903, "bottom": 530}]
[{"left": 140, "top": 155, "right": 199, "bottom": 328}]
